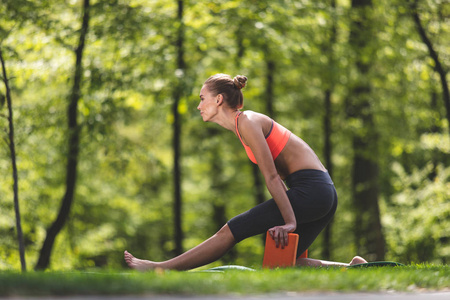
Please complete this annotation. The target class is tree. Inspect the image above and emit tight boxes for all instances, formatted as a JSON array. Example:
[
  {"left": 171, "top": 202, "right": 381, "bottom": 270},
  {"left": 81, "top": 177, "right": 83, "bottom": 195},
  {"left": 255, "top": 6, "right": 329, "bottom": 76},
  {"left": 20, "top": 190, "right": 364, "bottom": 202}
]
[
  {"left": 347, "top": 0, "right": 385, "bottom": 260},
  {"left": 35, "top": 0, "right": 90, "bottom": 270},
  {"left": 407, "top": 0, "right": 450, "bottom": 134},
  {"left": 172, "top": 0, "right": 186, "bottom": 256},
  {"left": 0, "top": 48, "right": 26, "bottom": 272},
  {"left": 321, "top": 0, "right": 338, "bottom": 261}
]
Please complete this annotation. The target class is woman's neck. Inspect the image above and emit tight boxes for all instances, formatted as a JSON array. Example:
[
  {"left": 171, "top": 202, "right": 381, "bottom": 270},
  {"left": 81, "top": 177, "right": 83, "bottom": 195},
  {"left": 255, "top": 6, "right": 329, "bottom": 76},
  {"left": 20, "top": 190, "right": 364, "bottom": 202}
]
[{"left": 212, "top": 109, "right": 241, "bottom": 133}]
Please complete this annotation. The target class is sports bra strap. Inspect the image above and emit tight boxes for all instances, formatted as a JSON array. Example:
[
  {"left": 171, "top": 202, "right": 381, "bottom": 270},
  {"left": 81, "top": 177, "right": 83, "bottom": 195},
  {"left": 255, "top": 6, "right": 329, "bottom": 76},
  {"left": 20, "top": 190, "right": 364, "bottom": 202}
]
[{"left": 235, "top": 111, "right": 291, "bottom": 164}]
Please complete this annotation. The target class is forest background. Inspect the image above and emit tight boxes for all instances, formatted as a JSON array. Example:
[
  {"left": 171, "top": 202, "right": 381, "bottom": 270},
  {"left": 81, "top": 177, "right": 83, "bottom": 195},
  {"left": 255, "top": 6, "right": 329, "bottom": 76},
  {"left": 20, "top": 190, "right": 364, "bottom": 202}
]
[{"left": 0, "top": 0, "right": 449, "bottom": 272}]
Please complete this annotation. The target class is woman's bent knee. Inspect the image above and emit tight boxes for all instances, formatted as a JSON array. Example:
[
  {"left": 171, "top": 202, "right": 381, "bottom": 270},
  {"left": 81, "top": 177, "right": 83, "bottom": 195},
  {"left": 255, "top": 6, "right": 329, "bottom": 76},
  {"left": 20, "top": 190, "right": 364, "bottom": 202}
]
[{"left": 217, "top": 224, "right": 236, "bottom": 244}]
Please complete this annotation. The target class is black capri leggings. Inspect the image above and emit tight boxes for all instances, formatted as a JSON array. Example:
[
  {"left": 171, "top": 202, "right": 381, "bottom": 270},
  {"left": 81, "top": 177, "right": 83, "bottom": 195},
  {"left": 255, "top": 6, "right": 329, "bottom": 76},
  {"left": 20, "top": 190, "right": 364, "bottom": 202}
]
[{"left": 227, "top": 169, "right": 337, "bottom": 258}]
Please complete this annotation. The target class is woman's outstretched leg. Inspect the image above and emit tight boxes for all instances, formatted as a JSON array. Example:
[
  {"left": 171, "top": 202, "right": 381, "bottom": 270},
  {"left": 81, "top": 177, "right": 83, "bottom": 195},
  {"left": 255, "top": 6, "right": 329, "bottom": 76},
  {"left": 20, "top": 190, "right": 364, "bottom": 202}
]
[
  {"left": 124, "top": 224, "right": 236, "bottom": 271},
  {"left": 296, "top": 256, "right": 367, "bottom": 267}
]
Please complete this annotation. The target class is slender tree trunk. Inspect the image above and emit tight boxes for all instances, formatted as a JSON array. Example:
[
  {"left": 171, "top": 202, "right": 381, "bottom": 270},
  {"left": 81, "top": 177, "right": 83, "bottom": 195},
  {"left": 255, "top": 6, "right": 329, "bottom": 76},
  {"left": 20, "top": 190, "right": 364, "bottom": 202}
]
[
  {"left": 265, "top": 59, "right": 275, "bottom": 118},
  {"left": 322, "top": 90, "right": 333, "bottom": 260},
  {"left": 172, "top": 0, "right": 185, "bottom": 256},
  {"left": 321, "top": 0, "right": 337, "bottom": 261},
  {"left": 429, "top": 88, "right": 439, "bottom": 180},
  {"left": 408, "top": 0, "right": 450, "bottom": 134},
  {"left": 35, "top": 0, "right": 90, "bottom": 270},
  {"left": 236, "top": 27, "right": 245, "bottom": 62},
  {"left": 348, "top": 0, "right": 385, "bottom": 261},
  {"left": 0, "top": 49, "right": 27, "bottom": 272}
]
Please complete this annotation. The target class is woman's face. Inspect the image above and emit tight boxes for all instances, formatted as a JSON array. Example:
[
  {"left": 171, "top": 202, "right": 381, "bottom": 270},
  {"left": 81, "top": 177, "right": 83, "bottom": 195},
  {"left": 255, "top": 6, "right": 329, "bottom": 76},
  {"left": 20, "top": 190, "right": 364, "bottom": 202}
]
[{"left": 197, "top": 85, "right": 218, "bottom": 122}]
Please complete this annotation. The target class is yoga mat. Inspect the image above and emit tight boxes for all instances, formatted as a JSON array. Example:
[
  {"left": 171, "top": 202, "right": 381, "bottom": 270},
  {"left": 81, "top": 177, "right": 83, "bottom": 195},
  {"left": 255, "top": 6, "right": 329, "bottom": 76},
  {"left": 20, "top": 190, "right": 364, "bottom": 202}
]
[
  {"left": 200, "top": 265, "right": 256, "bottom": 272},
  {"left": 347, "top": 261, "right": 405, "bottom": 268}
]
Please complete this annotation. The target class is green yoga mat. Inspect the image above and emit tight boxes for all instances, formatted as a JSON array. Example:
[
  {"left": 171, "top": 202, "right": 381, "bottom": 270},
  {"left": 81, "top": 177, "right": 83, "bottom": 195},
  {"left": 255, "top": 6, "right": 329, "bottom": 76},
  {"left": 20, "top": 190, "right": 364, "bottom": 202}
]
[
  {"left": 200, "top": 265, "right": 256, "bottom": 272},
  {"left": 200, "top": 261, "right": 404, "bottom": 272},
  {"left": 347, "top": 261, "right": 404, "bottom": 268}
]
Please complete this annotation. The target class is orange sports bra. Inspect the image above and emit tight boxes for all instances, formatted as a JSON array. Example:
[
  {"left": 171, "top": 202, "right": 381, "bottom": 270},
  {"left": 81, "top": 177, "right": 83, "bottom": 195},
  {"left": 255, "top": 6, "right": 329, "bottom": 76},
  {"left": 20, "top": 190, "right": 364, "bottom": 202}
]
[{"left": 235, "top": 112, "right": 291, "bottom": 164}]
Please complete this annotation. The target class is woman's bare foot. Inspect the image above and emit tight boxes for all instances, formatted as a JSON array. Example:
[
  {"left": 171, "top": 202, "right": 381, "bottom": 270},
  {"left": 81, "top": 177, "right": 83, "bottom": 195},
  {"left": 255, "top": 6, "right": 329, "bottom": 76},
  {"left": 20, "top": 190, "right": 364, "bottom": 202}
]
[
  {"left": 349, "top": 256, "right": 368, "bottom": 266},
  {"left": 124, "top": 250, "right": 158, "bottom": 271}
]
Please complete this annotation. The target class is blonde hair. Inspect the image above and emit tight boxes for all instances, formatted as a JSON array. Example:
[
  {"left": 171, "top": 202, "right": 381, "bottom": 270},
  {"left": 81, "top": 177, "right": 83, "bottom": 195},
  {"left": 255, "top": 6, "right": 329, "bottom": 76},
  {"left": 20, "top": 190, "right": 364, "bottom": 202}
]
[{"left": 204, "top": 74, "right": 248, "bottom": 110}]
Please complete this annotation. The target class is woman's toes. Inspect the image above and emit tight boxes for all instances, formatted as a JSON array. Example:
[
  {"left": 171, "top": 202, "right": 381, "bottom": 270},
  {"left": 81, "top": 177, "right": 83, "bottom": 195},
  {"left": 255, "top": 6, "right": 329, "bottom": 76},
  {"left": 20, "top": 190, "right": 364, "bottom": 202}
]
[
  {"left": 350, "top": 256, "right": 368, "bottom": 265},
  {"left": 123, "top": 250, "right": 154, "bottom": 271}
]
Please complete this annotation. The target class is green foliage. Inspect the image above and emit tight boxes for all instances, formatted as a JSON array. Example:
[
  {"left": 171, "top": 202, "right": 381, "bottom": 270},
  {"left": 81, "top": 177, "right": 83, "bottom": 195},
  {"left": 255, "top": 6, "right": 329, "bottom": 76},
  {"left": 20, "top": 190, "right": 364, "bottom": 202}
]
[
  {"left": 0, "top": 0, "right": 449, "bottom": 270},
  {"left": 384, "top": 152, "right": 450, "bottom": 264}
]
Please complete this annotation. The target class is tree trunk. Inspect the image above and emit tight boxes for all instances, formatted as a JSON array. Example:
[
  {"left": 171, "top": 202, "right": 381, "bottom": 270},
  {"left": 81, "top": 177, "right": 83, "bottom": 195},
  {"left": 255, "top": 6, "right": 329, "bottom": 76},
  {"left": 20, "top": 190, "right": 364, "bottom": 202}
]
[
  {"left": 408, "top": 0, "right": 450, "bottom": 135},
  {"left": 35, "top": 0, "right": 90, "bottom": 270},
  {"left": 0, "top": 49, "right": 27, "bottom": 272},
  {"left": 265, "top": 59, "right": 275, "bottom": 118},
  {"left": 348, "top": 0, "right": 385, "bottom": 261},
  {"left": 172, "top": 0, "right": 185, "bottom": 256},
  {"left": 321, "top": 0, "right": 337, "bottom": 261},
  {"left": 322, "top": 89, "right": 333, "bottom": 260}
]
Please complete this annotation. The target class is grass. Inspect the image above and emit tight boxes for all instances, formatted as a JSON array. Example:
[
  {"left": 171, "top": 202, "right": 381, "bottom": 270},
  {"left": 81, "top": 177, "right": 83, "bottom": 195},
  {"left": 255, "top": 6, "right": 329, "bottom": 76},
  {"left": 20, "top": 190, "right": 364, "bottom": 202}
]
[{"left": 0, "top": 265, "right": 449, "bottom": 296}]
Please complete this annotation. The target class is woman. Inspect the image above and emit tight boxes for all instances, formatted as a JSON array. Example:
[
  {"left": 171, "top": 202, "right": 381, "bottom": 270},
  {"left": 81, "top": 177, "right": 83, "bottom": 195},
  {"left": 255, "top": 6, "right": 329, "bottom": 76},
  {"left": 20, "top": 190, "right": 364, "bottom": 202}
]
[{"left": 124, "top": 74, "right": 367, "bottom": 270}]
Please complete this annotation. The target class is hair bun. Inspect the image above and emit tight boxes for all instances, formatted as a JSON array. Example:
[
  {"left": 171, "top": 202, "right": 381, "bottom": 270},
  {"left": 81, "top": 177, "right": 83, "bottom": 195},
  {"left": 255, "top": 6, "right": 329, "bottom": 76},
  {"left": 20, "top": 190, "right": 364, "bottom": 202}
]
[{"left": 233, "top": 75, "right": 248, "bottom": 90}]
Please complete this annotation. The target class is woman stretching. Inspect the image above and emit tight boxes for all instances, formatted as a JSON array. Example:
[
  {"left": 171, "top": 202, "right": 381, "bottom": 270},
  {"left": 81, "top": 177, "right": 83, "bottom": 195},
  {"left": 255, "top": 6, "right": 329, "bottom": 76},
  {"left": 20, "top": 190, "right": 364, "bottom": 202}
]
[{"left": 124, "top": 74, "right": 367, "bottom": 270}]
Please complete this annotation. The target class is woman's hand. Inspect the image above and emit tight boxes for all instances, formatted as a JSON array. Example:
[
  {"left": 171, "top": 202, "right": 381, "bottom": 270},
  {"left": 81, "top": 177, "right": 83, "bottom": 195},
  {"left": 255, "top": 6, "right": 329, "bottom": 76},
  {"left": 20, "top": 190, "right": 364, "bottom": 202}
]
[{"left": 268, "top": 223, "right": 296, "bottom": 249}]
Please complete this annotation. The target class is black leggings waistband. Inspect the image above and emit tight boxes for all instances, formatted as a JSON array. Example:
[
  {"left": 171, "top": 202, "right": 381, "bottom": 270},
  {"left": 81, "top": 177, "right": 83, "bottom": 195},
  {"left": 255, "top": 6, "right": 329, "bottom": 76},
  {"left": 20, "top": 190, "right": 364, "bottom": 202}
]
[{"left": 285, "top": 169, "right": 334, "bottom": 188}]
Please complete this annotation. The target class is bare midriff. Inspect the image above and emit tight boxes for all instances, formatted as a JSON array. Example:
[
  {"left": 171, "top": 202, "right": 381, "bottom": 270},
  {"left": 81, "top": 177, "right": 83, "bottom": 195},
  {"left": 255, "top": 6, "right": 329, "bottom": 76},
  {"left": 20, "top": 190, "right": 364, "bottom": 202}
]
[{"left": 274, "top": 134, "right": 327, "bottom": 180}]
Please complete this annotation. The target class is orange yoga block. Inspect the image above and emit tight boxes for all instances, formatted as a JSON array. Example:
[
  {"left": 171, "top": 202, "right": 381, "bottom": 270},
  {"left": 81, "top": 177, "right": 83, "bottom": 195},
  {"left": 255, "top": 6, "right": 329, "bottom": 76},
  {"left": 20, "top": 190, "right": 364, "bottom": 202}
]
[
  {"left": 299, "top": 249, "right": 308, "bottom": 259},
  {"left": 262, "top": 232, "right": 299, "bottom": 268}
]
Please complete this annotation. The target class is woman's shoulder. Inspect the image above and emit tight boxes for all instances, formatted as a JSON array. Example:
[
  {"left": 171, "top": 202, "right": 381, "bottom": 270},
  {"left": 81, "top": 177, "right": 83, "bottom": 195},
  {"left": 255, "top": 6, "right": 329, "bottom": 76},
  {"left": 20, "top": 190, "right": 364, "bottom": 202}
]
[
  {"left": 240, "top": 110, "right": 271, "bottom": 123},
  {"left": 238, "top": 111, "right": 273, "bottom": 137}
]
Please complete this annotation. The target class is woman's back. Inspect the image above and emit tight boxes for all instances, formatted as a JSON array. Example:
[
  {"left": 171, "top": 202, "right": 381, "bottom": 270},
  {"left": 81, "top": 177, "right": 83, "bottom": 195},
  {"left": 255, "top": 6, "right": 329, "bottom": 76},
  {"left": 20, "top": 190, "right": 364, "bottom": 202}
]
[{"left": 237, "top": 111, "right": 326, "bottom": 179}]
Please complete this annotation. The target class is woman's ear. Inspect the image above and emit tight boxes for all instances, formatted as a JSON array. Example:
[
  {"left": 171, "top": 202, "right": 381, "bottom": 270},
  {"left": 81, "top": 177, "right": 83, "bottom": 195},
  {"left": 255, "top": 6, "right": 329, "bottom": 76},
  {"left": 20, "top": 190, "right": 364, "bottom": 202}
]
[{"left": 216, "top": 94, "right": 224, "bottom": 106}]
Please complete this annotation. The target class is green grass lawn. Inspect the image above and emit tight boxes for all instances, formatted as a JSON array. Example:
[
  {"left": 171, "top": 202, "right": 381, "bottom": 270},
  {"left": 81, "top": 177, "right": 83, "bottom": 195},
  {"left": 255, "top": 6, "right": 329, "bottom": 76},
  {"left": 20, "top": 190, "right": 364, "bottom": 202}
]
[{"left": 0, "top": 265, "right": 449, "bottom": 296}]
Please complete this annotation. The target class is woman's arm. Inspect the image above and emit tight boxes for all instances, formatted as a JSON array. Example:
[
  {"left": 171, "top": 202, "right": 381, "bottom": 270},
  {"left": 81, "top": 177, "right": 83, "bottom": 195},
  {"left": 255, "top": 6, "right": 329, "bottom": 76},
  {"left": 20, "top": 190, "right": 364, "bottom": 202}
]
[
  {"left": 279, "top": 176, "right": 288, "bottom": 192},
  {"left": 237, "top": 113, "right": 296, "bottom": 248}
]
